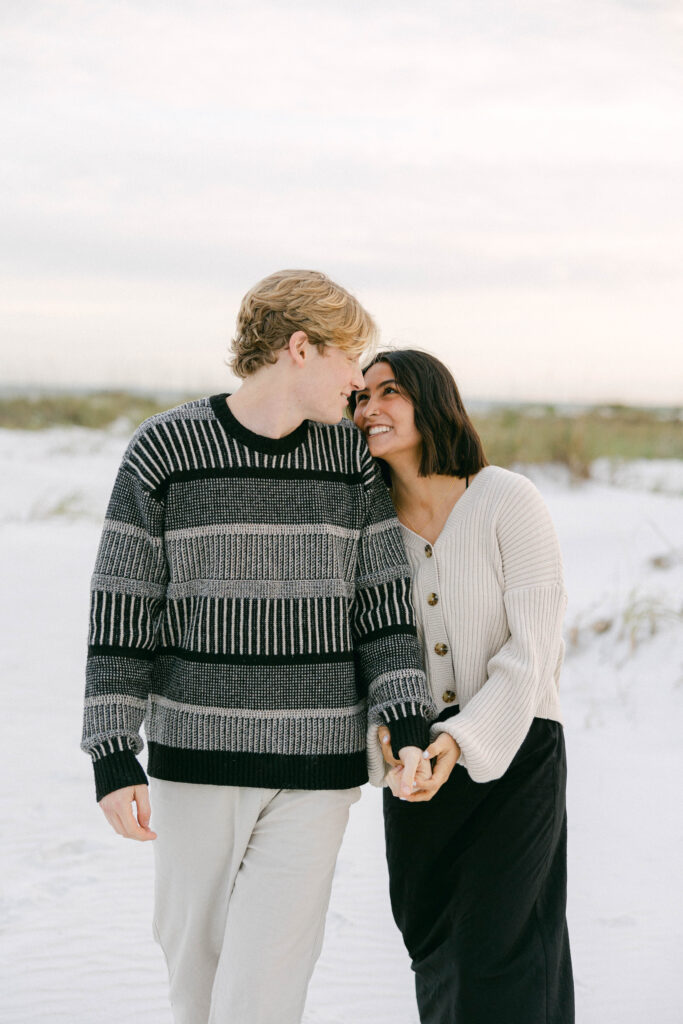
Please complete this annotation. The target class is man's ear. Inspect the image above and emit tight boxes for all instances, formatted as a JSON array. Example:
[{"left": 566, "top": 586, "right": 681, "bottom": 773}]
[{"left": 288, "top": 331, "right": 309, "bottom": 366}]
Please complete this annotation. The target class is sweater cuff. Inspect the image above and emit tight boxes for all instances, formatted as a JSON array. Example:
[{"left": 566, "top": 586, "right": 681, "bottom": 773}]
[
  {"left": 93, "top": 749, "right": 149, "bottom": 802},
  {"left": 389, "top": 714, "right": 430, "bottom": 759}
]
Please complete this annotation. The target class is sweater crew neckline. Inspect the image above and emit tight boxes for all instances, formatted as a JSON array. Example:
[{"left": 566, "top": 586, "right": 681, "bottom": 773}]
[{"left": 209, "top": 393, "right": 310, "bottom": 455}]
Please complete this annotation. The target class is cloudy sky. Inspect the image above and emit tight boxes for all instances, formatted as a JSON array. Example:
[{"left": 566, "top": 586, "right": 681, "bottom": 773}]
[{"left": 2, "top": 0, "right": 682, "bottom": 404}]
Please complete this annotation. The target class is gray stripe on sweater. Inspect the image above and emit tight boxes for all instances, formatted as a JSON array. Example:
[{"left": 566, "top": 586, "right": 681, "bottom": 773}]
[
  {"left": 165, "top": 579, "right": 355, "bottom": 600},
  {"left": 146, "top": 696, "right": 367, "bottom": 754}
]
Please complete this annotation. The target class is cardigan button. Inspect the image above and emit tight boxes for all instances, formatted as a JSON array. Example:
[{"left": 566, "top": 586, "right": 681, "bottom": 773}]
[
  {"left": 427, "top": 592, "right": 438, "bottom": 606},
  {"left": 434, "top": 642, "right": 448, "bottom": 656},
  {"left": 424, "top": 544, "right": 433, "bottom": 558},
  {"left": 442, "top": 690, "right": 456, "bottom": 703}
]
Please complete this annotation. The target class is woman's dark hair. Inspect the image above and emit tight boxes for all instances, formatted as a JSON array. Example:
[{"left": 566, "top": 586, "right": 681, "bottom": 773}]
[{"left": 348, "top": 348, "right": 488, "bottom": 482}]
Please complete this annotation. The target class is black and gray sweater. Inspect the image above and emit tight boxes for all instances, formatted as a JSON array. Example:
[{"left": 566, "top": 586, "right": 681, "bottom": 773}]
[{"left": 82, "top": 394, "right": 436, "bottom": 800}]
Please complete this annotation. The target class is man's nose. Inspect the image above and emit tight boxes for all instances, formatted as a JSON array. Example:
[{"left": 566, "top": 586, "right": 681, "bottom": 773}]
[{"left": 350, "top": 366, "right": 365, "bottom": 391}]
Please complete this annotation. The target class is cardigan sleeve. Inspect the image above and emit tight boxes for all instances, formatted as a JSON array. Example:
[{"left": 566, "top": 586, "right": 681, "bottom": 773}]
[
  {"left": 431, "top": 474, "right": 567, "bottom": 782},
  {"left": 352, "top": 441, "right": 436, "bottom": 764},
  {"left": 81, "top": 427, "right": 169, "bottom": 801}
]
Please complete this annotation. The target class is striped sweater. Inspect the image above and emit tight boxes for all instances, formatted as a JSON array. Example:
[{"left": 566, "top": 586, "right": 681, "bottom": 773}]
[{"left": 82, "top": 394, "right": 435, "bottom": 801}]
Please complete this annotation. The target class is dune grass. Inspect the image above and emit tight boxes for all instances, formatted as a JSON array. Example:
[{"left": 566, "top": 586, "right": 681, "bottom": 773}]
[
  {"left": 0, "top": 392, "right": 680, "bottom": 471},
  {"left": 472, "top": 405, "right": 683, "bottom": 477},
  {"left": 0, "top": 391, "right": 185, "bottom": 431}
]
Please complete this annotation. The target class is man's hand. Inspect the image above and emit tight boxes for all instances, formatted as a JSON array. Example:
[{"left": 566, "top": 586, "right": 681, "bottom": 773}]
[
  {"left": 377, "top": 726, "right": 432, "bottom": 798},
  {"left": 99, "top": 784, "right": 157, "bottom": 841},
  {"left": 378, "top": 726, "right": 460, "bottom": 802}
]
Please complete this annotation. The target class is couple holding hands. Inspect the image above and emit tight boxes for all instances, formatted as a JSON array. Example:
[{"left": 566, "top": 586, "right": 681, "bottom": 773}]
[{"left": 82, "top": 269, "right": 573, "bottom": 1023}]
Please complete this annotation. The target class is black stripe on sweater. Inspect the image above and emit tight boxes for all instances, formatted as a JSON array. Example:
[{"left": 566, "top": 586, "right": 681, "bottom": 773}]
[
  {"left": 147, "top": 743, "right": 367, "bottom": 790},
  {"left": 152, "top": 467, "right": 364, "bottom": 500},
  {"left": 88, "top": 643, "right": 355, "bottom": 666},
  {"left": 354, "top": 623, "right": 418, "bottom": 645}
]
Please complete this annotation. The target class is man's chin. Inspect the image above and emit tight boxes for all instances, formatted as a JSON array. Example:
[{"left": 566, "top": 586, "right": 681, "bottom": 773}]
[
  {"left": 313, "top": 411, "right": 344, "bottom": 425},
  {"left": 310, "top": 403, "right": 347, "bottom": 425}
]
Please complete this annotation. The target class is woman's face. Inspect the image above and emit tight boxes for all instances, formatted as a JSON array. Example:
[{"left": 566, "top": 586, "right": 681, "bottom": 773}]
[{"left": 352, "top": 361, "right": 422, "bottom": 463}]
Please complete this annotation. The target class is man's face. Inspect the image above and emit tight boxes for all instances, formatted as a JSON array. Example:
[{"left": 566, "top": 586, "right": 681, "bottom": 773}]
[{"left": 303, "top": 344, "right": 365, "bottom": 424}]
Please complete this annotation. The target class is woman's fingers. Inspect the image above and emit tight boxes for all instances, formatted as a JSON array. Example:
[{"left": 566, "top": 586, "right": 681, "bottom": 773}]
[
  {"left": 378, "top": 725, "right": 401, "bottom": 766},
  {"left": 422, "top": 731, "right": 461, "bottom": 764},
  {"left": 386, "top": 734, "right": 461, "bottom": 802},
  {"left": 394, "top": 734, "right": 462, "bottom": 802}
]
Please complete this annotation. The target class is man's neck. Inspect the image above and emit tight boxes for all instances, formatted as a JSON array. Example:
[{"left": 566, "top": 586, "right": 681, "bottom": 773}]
[{"left": 226, "top": 373, "right": 306, "bottom": 440}]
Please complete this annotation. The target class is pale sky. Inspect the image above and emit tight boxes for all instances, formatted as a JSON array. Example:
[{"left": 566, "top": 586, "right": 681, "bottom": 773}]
[{"left": 1, "top": 0, "right": 682, "bottom": 404}]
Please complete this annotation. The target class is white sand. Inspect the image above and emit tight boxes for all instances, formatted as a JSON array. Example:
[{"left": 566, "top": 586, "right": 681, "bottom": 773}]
[{"left": 1, "top": 427, "right": 681, "bottom": 1022}]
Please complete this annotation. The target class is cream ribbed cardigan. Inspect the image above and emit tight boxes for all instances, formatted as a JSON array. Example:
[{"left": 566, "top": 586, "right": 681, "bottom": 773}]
[{"left": 367, "top": 465, "right": 566, "bottom": 785}]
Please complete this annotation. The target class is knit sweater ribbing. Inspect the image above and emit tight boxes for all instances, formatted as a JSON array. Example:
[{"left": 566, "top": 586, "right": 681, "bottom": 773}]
[
  {"left": 366, "top": 466, "right": 566, "bottom": 785},
  {"left": 81, "top": 396, "right": 436, "bottom": 800}
]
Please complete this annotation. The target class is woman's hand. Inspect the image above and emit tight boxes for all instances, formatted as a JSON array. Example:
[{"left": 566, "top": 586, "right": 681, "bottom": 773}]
[
  {"left": 409, "top": 733, "right": 460, "bottom": 801},
  {"left": 379, "top": 726, "right": 460, "bottom": 802}
]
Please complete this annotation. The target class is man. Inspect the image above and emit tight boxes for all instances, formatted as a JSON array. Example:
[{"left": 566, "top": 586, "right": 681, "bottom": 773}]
[{"left": 81, "top": 269, "right": 436, "bottom": 1024}]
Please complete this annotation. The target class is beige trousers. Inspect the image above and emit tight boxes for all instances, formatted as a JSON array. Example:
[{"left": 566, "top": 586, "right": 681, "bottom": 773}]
[{"left": 150, "top": 779, "right": 360, "bottom": 1024}]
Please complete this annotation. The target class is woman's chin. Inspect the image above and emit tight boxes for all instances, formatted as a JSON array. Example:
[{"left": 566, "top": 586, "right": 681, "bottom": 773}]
[{"left": 367, "top": 436, "right": 394, "bottom": 457}]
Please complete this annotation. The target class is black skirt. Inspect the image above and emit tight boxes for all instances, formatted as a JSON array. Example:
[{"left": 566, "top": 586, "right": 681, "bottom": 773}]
[{"left": 383, "top": 714, "right": 574, "bottom": 1024}]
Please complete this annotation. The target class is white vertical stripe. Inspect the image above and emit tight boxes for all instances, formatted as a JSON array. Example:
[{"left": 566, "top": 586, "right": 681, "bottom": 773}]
[
  {"left": 118, "top": 592, "right": 126, "bottom": 647},
  {"left": 211, "top": 423, "right": 227, "bottom": 469},
  {"left": 137, "top": 596, "right": 145, "bottom": 647},
  {"left": 150, "top": 424, "right": 175, "bottom": 474},
  {"left": 180, "top": 420, "right": 199, "bottom": 470},
  {"left": 333, "top": 429, "right": 344, "bottom": 469},
  {"left": 263, "top": 597, "right": 270, "bottom": 656},
  {"left": 173, "top": 599, "right": 183, "bottom": 646},
  {"left": 190, "top": 419, "right": 208, "bottom": 469},
  {"left": 106, "top": 592, "right": 115, "bottom": 646},
  {"left": 160, "top": 421, "right": 183, "bottom": 467},
  {"left": 298, "top": 598, "right": 304, "bottom": 654},
  {"left": 329, "top": 597, "right": 337, "bottom": 653},
  {"left": 196, "top": 419, "right": 217, "bottom": 469},
  {"left": 90, "top": 590, "right": 98, "bottom": 643},
  {"left": 306, "top": 597, "right": 312, "bottom": 652},
  {"left": 169, "top": 420, "right": 191, "bottom": 470},
  {"left": 280, "top": 599, "right": 286, "bottom": 655},
  {"left": 321, "top": 597, "right": 329, "bottom": 651}
]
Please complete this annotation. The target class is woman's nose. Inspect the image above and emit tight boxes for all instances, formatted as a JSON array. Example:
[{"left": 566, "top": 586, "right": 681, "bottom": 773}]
[{"left": 363, "top": 394, "right": 380, "bottom": 418}]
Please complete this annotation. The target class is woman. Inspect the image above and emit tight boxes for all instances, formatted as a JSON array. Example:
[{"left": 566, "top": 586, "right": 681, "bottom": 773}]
[{"left": 349, "top": 350, "right": 574, "bottom": 1024}]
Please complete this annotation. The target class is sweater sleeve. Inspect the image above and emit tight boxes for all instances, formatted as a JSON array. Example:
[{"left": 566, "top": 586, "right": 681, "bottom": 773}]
[
  {"left": 81, "top": 429, "right": 169, "bottom": 801},
  {"left": 352, "top": 442, "right": 436, "bottom": 763},
  {"left": 431, "top": 474, "right": 567, "bottom": 782}
]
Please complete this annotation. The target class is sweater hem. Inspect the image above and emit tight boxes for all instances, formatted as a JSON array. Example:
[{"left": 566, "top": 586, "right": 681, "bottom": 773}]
[{"left": 147, "top": 742, "right": 368, "bottom": 790}]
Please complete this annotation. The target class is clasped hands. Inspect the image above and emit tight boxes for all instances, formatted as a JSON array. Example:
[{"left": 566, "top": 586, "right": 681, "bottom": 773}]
[{"left": 380, "top": 727, "right": 460, "bottom": 802}]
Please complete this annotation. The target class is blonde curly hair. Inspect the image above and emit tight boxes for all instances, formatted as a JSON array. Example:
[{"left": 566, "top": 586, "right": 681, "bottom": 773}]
[{"left": 230, "top": 269, "right": 377, "bottom": 379}]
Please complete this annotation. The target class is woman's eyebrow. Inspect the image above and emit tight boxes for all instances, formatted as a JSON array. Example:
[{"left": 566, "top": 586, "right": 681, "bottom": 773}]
[{"left": 356, "top": 378, "right": 398, "bottom": 394}]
